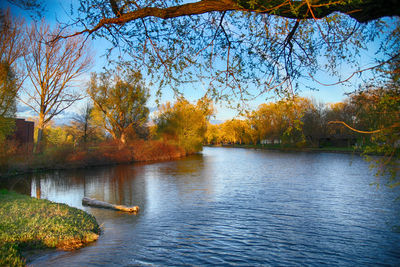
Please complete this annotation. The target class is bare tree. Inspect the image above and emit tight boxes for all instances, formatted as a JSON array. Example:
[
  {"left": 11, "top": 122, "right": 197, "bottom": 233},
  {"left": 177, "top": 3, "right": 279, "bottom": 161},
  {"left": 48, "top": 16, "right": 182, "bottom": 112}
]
[
  {"left": 21, "top": 20, "right": 93, "bottom": 151},
  {"left": 0, "top": 9, "right": 27, "bottom": 65},
  {"left": 73, "top": 102, "right": 94, "bottom": 145}
]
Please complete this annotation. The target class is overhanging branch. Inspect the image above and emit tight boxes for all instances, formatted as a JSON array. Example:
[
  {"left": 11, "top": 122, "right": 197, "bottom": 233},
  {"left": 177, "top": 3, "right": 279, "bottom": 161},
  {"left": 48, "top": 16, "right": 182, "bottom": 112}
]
[{"left": 65, "top": 0, "right": 400, "bottom": 39}]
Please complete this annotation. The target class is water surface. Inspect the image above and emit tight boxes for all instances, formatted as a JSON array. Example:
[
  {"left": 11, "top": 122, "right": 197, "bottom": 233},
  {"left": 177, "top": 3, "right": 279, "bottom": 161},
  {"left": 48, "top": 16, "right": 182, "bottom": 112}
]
[{"left": 1, "top": 147, "right": 399, "bottom": 266}]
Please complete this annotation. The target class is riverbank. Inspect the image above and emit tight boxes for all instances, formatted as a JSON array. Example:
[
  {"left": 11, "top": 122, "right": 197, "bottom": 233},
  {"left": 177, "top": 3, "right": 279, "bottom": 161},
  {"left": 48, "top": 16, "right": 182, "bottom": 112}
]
[
  {"left": 207, "top": 144, "right": 361, "bottom": 154},
  {"left": 0, "top": 189, "right": 100, "bottom": 266},
  {"left": 0, "top": 139, "right": 186, "bottom": 178},
  {"left": 14, "top": 147, "right": 400, "bottom": 266}
]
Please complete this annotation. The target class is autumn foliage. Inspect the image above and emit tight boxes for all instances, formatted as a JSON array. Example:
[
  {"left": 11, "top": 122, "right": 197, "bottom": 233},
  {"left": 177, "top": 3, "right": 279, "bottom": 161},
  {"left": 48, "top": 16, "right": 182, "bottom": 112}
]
[{"left": 0, "top": 139, "right": 186, "bottom": 176}]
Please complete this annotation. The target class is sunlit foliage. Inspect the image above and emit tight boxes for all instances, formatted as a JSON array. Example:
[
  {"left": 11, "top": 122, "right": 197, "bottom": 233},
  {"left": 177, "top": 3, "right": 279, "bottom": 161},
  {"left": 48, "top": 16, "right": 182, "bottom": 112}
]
[
  {"left": 0, "top": 62, "right": 17, "bottom": 142},
  {"left": 247, "top": 96, "right": 312, "bottom": 146},
  {"left": 88, "top": 67, "right": 150, "bottom": 144},
  {"left": 155, "top": 97, "right": 213, "bottom": 154},
  {"left": 0, "top": 9, "right": 26, "bottom": 84},
  {"left": 0, "top": 10, "right": 25, "bottom": 144},
  {"left": 66, "top": 103, "right": 106, "bottom": 146},
  {"left": 348, "top": 85, "right": 400, "bottom": 186}
]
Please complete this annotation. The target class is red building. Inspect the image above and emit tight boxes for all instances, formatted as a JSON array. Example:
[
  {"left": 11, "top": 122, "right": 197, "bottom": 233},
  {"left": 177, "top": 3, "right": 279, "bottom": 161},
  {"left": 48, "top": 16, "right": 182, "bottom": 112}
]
[{"left": 13, "top": 118, "right": 34, "bottom": 145}]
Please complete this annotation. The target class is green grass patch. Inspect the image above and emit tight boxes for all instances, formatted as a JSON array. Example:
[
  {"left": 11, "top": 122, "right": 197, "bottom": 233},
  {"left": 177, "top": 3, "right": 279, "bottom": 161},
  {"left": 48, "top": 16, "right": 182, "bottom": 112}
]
[{"left": 0, "top": 190, "right": 100, "bottom": 266}]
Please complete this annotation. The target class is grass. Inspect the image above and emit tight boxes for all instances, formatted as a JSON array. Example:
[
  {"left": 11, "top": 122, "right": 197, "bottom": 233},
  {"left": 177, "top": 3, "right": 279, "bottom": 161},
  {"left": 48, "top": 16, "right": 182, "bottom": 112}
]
[{"left": 0, "top": 189, "right": 100, "bottom": 266}]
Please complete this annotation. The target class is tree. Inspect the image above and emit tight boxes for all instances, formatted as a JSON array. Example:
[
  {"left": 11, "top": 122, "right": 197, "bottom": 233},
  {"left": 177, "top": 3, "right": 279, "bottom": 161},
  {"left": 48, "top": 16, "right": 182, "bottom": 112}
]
[
  {"left": 53, "top": 0, "right": 397, "bottom": 102},
  {"left": 4, "top": 0, "right": 45, "bottom": 17},
  {"left": 42, "top": 124, "right": 73, "bottom": 147},
  {"left": 0, "top": 10, "right": 28, "bottom": 136},
  {"left": 247, "top": 96, "right": 312, "bottom": 146},
  {"left": 4, "top": 1, "right": 399, "bottom": 101},
  {"left": 302, "top": 100, "right": 327, "bottom": 147},
  {"left": 0, "top": 10, "right": 29, "bottom": 144},
  {"left": 0, "top": 62, "right": 17, "bottom": 142},
  {"left": 348, "top": 86, "right": 398, "bottom": 134},
  {"left": 66, "top": 102, "right": 105, "bottom": 146},
  {"left": 325, "top": 101, "right": 356, "bottom": 140},
  {"left": 219, "top": 119, "right": 251, "bottom": 145},
  {"left": 345, "top": 85, "right": 399, "bottom": 183},
  {"left": 21, "top": 20, "right": 93, "bottom": 151},
  {"left": 155, "top": 97, "right": 213, "bottom": 153},
  {"left": 250, "top": 102, "right": 283, "bottom": 144},
  {"left": 0, "top": 62, "right": 17, "bottom": 117},
  {"left": 205, "top": 123, "right": 223, "bottom": 145},
  {"left": 278, "top": 96, "right": 312, "bottom": 146},
  {"left": 88, "top": 68, "right": 150, "bottom": 145},
  {"left": 0, "top": 9, "right": 27, "bottom": 74},
  {"left": 76, "top": 0, "right": 400, "bottom": 27}
]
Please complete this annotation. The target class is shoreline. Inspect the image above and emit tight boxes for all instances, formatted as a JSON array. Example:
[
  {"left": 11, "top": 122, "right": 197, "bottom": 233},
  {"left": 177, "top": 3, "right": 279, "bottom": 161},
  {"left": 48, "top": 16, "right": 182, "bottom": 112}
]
[
  {"left": 2, "top": 143, "right": 384, "bottom": 179},
  {"left": 205, "top": 144, "right": 364, "bottom": 155},
  {"left": 0, "top": 190, "right": 100, "bottom": 266},
  {"left": 0, "top": 153, "right": 188, "bottom": 179},
  {"left": 0, "top": 140, "right": 189, "bottom": 179},
  {"left": 0, "top": 144, "right": 366, "bottom": 179}
]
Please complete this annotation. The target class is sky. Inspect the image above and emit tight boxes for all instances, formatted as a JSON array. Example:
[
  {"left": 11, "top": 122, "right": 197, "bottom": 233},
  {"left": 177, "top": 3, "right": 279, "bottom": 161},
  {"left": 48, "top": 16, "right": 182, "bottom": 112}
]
[{"left": 1, "top": 0, "right": 386, "bottom": 124}]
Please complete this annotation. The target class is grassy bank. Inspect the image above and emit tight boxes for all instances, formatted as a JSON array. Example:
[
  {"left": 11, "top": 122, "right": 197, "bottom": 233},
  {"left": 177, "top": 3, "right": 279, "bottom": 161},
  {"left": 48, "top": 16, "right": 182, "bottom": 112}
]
[
  {"left": 0, "top": 139, "right": 186, "bottom": 177},
  {"left": 0, "top": 190, "right": 100, "bottom": 266}
]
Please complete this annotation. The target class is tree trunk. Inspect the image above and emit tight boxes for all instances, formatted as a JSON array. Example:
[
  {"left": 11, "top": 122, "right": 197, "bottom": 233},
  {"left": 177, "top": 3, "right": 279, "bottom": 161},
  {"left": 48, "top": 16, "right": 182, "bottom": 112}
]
[
  {"left": 34, "top": 115, "right": 45, "bottom": 153},
  {"left": 120, "top": 133, "right": 126, "bottom": 145},
  {"left": 117, "top": 132, "right": 127, "bottom": 149},
  {"left": 35, "top": 177, "right": 41, "bottom": 199},
  {"left": 120, "top": 132, "right": 127, "bottom": 145},
  {"left": 82, "top": 197, "right": 139, "bottom": 212}
]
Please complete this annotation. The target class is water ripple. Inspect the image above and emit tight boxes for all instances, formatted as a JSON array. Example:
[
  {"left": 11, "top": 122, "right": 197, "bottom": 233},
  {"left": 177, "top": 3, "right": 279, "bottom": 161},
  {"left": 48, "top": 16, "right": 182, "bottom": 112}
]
[{"left": 16, "top": 147, "right": 400, "bottom": 266}]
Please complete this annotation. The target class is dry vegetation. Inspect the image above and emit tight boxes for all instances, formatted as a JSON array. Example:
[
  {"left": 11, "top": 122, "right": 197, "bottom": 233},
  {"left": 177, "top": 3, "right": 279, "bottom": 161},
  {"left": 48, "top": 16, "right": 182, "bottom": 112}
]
[{"left": 0, "top": 139, "right": 186, "bottom": 177}]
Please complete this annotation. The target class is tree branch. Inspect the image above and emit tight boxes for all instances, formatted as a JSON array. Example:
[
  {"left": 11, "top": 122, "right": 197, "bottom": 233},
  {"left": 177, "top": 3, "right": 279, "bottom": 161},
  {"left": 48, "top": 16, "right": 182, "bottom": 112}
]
[
  {"left": 63, "top": 0, "right": 400, "bottom": 39},
  {"left": 328, "top": 120, "right": 382, "bottom": 134}
]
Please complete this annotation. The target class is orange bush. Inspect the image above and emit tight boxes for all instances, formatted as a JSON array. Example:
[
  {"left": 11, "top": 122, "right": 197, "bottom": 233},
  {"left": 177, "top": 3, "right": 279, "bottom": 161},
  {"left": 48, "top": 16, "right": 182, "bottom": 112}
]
[
  {"left": 131, "top": 139, "right": 186, "bottom": 162},
  {"left": 66, "top": 151, "right": 88, "bottom": 163},
  {"left": 0, "top": 139, "right": 189, "bottom": 177}
]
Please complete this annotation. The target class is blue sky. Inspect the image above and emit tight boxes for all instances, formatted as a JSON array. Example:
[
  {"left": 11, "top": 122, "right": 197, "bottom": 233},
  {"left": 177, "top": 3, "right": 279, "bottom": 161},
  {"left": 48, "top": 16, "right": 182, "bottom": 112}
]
[{"left": 1, "top": 0, "right": 383, "bottom": 123}]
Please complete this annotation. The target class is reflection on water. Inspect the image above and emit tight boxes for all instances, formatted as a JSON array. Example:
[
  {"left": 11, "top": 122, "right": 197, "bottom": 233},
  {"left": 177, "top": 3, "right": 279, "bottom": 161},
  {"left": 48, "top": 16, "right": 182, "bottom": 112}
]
[{"left": 1, "top": 147, "right": 400, "bottom": 266}]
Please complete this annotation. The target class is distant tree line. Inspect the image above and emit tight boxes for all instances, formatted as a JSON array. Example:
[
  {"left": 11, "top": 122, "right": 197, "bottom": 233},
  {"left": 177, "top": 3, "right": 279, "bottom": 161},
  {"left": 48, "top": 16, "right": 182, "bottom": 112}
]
[{"left": 207, "top": 86, "right": 399, "bottom": 151}]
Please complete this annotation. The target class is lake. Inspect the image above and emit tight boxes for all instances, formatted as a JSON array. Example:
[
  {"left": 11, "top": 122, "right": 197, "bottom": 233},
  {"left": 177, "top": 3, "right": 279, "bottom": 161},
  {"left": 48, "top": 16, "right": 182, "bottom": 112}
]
[{"left": 1, "top": 147, "right": 400, "bottom": 266}]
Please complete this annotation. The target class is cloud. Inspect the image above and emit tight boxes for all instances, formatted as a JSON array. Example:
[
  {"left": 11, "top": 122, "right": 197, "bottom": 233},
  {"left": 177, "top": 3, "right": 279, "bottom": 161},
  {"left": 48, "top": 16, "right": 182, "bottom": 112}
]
[
  {"left": 16, "top": 104, "right": 32, "bottom": 113},
  {"left": 16, "top": 104, "right": 36, "bottom": 118}
]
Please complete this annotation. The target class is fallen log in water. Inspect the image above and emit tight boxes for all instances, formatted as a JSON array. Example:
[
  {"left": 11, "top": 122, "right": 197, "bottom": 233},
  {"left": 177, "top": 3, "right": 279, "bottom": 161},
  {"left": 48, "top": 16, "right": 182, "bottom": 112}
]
[{"left": 82, "top": 197, "right": 139, "bottom": 213}]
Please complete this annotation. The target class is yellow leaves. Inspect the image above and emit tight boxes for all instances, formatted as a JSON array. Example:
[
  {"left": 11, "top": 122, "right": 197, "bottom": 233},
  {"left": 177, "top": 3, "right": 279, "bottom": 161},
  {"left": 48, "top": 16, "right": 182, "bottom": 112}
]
[
  {"left": 88, "top": 68, "right": 150, "bottom": 144},
  {"left": 155, "top": 97, "right": 212, "bottom": 153},
  {"left": 206, "top": 96, "right": 314, "bottom": 145}
]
